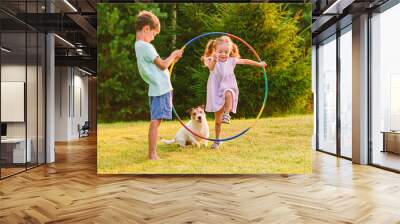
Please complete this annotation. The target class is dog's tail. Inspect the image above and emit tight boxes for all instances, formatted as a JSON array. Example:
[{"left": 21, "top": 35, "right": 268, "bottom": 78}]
[{"left": 161, "top": 138, "right": 175, "bottom": 144}]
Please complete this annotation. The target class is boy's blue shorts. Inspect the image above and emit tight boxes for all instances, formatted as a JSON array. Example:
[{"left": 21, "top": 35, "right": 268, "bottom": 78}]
[{"left": 149, "top": 91, "right": 173, "bottom": 120}]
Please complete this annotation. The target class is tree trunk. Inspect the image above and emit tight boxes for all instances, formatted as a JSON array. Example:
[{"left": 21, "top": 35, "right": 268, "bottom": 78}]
[{"left": 171, "top": 3, "right": 177, "bottom": 49}]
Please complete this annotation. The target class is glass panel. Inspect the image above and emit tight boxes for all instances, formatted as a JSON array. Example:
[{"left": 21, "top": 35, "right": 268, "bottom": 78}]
[
  {"left": 318, "top": 35, "right": 337, "bottom": 154},
  {"left": 371, "top": 4, "right": 400, "bottom": 171},
  {"left": 27, "top": 30, "right": 38, "bottom": 169},
  {"left": 26, "top": 0, "right": 39, "bottom": 169},
  {"left": 312, "top": 45, "right": 317, "bottom": 150},
  {"left": 1, "top": 31, "right": 27, "bottom": 177},
  {"left": 340, "top": 27, "right": 352, "bottom": 158},
  {"left": 38, "top": 32, "right": 45, "bottom": 165}
]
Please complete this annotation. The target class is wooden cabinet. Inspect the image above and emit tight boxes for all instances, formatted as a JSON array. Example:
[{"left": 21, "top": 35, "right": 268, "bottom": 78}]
[{"left": 382, "top": 132, "right": 400, "bottom": 154}]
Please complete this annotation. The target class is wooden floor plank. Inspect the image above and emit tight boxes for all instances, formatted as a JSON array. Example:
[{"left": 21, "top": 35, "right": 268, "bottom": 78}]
[{"left": 0, "top": 136, "right": 399, "bottom": 223}]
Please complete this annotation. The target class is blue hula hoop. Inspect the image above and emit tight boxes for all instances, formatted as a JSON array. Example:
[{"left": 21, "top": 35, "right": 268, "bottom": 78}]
[{"left": 169, "top": 32, "right": 268, "bottom": 142}]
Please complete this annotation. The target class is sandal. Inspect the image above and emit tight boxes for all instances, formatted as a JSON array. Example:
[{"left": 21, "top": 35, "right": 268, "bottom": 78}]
[
  {"left": 211, "top": 141, "right": 222, "bottom": 149},
  {"left": 222, "top": 112, "right": 231, "bottom": 124}
]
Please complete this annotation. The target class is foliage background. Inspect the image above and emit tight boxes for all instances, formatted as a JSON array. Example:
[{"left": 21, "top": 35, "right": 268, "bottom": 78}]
[{"left": 98, "top": 3, "right": 312, "bottom": 122}]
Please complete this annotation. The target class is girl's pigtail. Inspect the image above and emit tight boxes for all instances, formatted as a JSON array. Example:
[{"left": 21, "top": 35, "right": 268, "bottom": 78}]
[
  {"left": 201, "top": 39, "right": 215, "bottom": 65},
  {"left": 231, "top": 43, "right": 241, "bottom": 58}
]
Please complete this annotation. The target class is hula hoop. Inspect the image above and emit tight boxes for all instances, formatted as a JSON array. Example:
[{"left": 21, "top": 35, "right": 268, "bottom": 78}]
[{"left": 169, "top": 32, "right": 268, "bottom": 142}]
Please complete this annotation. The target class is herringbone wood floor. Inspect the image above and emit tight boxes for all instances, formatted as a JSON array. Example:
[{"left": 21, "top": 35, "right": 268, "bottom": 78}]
[{"left": 1, "top": 136, "right": 400, "bottom": 224}]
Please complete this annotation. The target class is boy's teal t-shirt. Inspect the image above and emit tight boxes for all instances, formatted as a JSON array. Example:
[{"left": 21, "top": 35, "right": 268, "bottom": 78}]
[{"left": 134, "top": 40, "right": 173, "bottom": 96}]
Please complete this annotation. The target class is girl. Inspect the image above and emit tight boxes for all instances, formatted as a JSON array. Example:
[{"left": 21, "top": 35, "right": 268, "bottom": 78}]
[{"left": 202, "top": 36, "right": 267, "bottom": 149}]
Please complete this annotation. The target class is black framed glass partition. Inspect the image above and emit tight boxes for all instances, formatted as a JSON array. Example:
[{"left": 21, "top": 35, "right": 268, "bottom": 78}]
[
  {"left": 1, "top": 30, "right": 28, "bottom": 177},
  {"left": 314, "top": 0, "right": 400, "bottom": 172},
  {"left": 370, "top": 2, "right": 400, "bottom": 172},
  {"left": 316, "top": 24, "right": 353, "bottom": 159},
  {"left": 37, "top": 31, "right": 45, "bottom": 165},
  {"left": 27, "top": 27, "right": 38, "bottom": 170},
  {"left": 0, "top": 1, "right": 46, "bottom": 179}
]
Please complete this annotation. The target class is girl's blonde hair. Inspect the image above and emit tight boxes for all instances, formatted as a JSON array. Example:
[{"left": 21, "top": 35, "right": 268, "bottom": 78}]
[{"left": 201, "top": 35, "right": 240, "bottom": 64}]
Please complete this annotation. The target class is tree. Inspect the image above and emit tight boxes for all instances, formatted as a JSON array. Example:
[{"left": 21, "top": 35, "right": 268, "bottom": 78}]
[{"left": 97, "top": 3, "right": 312, "bottom": 122}]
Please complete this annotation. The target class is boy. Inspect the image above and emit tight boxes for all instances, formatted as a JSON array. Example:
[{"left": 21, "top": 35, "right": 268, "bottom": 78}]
[{"left": 134, "top": 10, "right": 183, "bottom": 160}]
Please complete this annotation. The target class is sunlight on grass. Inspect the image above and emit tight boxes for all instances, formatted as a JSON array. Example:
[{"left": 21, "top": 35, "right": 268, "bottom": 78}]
[{"left": 97, "top": 115, "right": 313, "bottom": 174}]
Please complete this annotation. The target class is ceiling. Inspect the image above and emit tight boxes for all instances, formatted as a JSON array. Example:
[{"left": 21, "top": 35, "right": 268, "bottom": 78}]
[
  {"left": 0, "top": 0, "right": 98, "bottom": 74},
  {"left": 312, "top": 0, "right": 391, "bottom": 43}
]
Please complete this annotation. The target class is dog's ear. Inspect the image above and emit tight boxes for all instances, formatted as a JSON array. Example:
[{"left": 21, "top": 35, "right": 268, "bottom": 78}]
[
  {"left": 198, "top": 105, "right": 205, "bottom": 110},
  {"left": 186, "top": 107, "right": 194, "bottom": 115}
]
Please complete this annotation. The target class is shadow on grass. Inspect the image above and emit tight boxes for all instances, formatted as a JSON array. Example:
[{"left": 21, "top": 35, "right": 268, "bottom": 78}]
[
  {"left": 158, "top": 144, "right": 182, "bottom": 153},
  {"left": 158, "top": 143, "right": 208, "bottom": 153}
]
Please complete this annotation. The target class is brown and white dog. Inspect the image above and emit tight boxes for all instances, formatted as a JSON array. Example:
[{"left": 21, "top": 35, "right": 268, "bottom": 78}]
[{"left": 161, "top": 105, "right": 209, "bottom": 147}]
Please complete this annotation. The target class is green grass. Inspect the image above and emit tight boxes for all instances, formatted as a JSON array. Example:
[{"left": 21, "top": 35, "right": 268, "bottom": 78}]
[{"left": 97, "top": 114, "right": 313, "bottom": 174}]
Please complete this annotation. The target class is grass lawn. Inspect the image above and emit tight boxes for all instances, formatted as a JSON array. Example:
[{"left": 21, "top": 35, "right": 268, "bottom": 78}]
[{"left": 97, "top": 114, "right": 313, "bottom": 174}]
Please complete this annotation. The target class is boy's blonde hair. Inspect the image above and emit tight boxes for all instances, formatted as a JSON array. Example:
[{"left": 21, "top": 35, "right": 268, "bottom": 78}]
[
  {"left": 201, "top": 35, "right": 240, "bottom": 64},
  {"left": 135, "top": 10, "right": 160, "bottom": 32}
]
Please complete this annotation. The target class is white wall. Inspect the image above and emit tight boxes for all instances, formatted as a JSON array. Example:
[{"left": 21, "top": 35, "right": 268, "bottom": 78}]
[
  {"left": 1, "top": 82, "right": 25, "bottom": 122},
  {"left": 1, "top": 65, "right": 26, "bottom": 142},
  {"left": 73, "top": 72, "right": 89, "bottom": 138},
  {"left": 1, "top": 65, "right": 26, "bottom": 81},
  {"left": 55, "top": 67, "right": 69, "bottom": 141},
  {"left": 1, "top": 65, "right": 26, "bottom": 128},
  {"left": 55, "top": 67, "right": 89, "bottom": 141}
]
